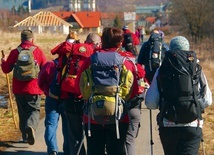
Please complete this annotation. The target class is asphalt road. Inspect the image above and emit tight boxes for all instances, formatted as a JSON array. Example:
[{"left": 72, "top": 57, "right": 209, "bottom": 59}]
[
  {"left": 1, "top": 104, "right": 164, "bottom": 155},
  {"left": 1, "top": 42, "right": 165, "bottom": 155}
]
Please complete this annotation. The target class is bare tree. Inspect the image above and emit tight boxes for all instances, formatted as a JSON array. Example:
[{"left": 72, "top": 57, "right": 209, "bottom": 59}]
[{"left": 170, "top": 0, "right": 214, "bottom": 43}]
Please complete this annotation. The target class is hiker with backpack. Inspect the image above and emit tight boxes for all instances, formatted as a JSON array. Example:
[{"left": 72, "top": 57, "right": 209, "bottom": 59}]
[
  {"left": 137, "top": 30, "right": 169, "bottom": 83},
  {"left": 122, "top": 25, "right": 140, "bottom": 56},
  {"left": 119, "top": 51, "right": 147, "bottom": 155},
  {"left": 75, "top": 27, "right": 144, "bottom": 155},
  {"left": 145, "top": 36, "right": 212, "bottom": 155},
  {"left": 51, "top": 32, "right": 99, "bottom": 155},
  {"left": 38, "top": 58, "right": 70, "bottom": 155},
  {"left": 1, "top": 30, "right": 47, "bottom": 145}
]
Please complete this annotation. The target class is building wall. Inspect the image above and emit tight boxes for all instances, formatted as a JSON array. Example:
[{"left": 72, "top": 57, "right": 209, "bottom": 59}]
[{"left": 69, "top": 0, "right": 96, "bottom": 12}]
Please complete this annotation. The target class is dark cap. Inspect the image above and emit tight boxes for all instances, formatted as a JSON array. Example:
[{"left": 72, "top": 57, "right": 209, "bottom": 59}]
[{"left": 21, "top": 30, "right": 34, "bottom": 40}]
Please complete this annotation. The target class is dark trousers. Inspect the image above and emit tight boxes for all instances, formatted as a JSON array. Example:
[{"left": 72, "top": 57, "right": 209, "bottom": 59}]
[
  {"left": 15, "top": 94, "right": 41, "bottom": 140},
  {"left": 63, "top": 98, "right": 86, "bottom": 155},
  {"left": 85, "top": 123, "right": 128, "bottom": 155},
  {"left": 159, "top": 126, "right": 202, "bottom": 155}
]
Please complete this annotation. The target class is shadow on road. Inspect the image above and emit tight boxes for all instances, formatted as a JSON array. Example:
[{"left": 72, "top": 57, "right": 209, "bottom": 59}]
[{"left": 0, "top": 151, "right": 47, "bottom": 155}]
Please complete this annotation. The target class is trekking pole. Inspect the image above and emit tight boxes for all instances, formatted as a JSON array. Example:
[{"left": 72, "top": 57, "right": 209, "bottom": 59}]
[
  {"left": 201, "top": 138, "right": 206, "bottom": 155},
  {"left": 149, "top": 109, "right": 154, "bottom": 155},
  {"left": 1, "top": 50, "right": 18, "bottom": 128},
  {"left": 77, "top": 112, "right": 85, "bottom": 155}
]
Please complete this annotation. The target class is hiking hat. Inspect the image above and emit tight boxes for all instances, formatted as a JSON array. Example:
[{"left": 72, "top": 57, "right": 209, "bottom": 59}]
[
  {"left": 169, "top": 36, "right": 190, "bottom": 51},
  {"left": 122, "top": 25, "right": 129, "bottom": 30},
  {"left": 21, "top": 30, "right": 34, "bottom": 40}
]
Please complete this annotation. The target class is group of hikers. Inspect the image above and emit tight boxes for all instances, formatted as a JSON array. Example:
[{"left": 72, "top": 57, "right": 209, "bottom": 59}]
[{"left": 0, "top": 25, "right": 212, "bottom": 155}]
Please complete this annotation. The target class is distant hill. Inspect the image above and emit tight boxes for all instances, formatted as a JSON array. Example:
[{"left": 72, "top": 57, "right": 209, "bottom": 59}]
[
  {"left": 96, "top": 0, "right": 169, "bottom": 12},
  {"left": 0, "top": 0, "right": 169, "bottom": 12}
]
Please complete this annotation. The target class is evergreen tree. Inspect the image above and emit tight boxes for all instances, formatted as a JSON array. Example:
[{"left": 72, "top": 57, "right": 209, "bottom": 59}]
[{"left": 113, "top": 15, "right": 122, "bottom": 28}]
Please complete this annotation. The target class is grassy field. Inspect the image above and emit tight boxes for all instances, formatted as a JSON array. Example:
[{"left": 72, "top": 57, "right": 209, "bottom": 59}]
[{"left": 0, "top": 30, "right": 213, "bottom": 154}]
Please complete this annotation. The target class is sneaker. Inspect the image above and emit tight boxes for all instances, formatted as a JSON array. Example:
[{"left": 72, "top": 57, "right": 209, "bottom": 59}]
[
  {"left": 26, "top": 126, "right": 35, "bottom": 145},
  {"left": 49, "top": 151, "right": 57, "bottom": 155}
]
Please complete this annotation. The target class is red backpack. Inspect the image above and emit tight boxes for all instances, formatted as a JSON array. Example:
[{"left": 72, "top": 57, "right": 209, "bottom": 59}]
[{"left": 51, "top": 41, "right": 95, "bottom": 95}]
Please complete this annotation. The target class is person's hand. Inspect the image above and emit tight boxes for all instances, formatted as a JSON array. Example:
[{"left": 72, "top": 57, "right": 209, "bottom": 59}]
[{"left": 1, "top": 50, "right": 6, "bottom": 63}]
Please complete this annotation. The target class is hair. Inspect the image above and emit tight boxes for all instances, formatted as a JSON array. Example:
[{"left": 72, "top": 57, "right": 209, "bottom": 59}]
[
  {"left": 21, "top": 30, "right": 34, "bottom": 42},
  {"left": 101, "top": 27, "right": 124, "bottom": 49},
  {"left": 85, "top": 33, "right": 101, "bottom": 45},
  {"left": 66, "top": 31, "right": 77, "bottom": 40}
]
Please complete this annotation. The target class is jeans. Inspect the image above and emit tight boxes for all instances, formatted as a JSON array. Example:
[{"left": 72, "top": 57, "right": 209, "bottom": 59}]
[
  {"left": 15, "top": 94, "right": 41, "bottom": 141},
  {"left": 44, "top": 96, "right": 69, "bottom": 155},
  {"left": 159, "top": 126, "right": 202, "bottom": 155}
]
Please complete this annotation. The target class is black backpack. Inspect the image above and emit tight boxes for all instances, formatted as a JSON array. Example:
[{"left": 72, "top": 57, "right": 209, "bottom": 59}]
[
  {"left": 124, "top": 33, "right": 133, "bottom": 46},
  {"left": 139, "top": 33, "right": 164, "bottom": 83},
  {"left": 123, "top": 33, "right": 138, "bottom": 56},
  {"left": 157, "top": 50, "right": 203, "bottom": 124},
  {"left": 148, "top": 33, "right": 163, "bottom": 72}
]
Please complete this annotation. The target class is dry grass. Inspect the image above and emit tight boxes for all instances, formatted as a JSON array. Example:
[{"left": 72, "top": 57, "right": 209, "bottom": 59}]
[{"left": 0, "top": 31, "right": 213, "bottom": 154}]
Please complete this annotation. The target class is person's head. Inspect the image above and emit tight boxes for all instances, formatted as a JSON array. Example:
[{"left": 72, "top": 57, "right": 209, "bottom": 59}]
[
  {"left": 85, "top": 33, "right": 101, "bottom": 49},
  {"left": 169, "top": 36, "right": 190, "bottom": 51},
  {"left": 21, "top": 30, "right": 34, "bottom": 42},
  {"left": 158, "top": 30, "right": 164, "bottom": 39},
  {"left": 122, "top": 25, "right": 129, "bottom": 31},
  {"left": 66, "top": 31, "right": 79, "bottom": 43},
  {"left": 101, "top": 27, "right": 124, "bottom": 49}
]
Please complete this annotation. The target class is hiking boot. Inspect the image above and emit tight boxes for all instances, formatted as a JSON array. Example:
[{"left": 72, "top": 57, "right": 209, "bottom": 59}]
[
  {"left": 49, "top": 151, "right": 57, "bottom": 155},
  {"left": 26, "top": 126, "right": 35, "bottom": 145}
]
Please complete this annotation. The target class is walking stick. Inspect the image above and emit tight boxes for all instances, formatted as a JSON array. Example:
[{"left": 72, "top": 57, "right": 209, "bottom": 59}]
[
  {"left": 1, "top": 50, "right": 18, "bottom": 128},
  {"left": 201, "top": 138, "right": 206, "bottom": 155},
  {"left": 149, "top": 109, "right": 154, "bottom": 155}
]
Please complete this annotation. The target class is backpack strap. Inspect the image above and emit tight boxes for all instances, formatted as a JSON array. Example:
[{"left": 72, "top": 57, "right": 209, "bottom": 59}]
[
  {"left": 192, "top": 65, "right": 203, "bottom": 122},
  {"left": 17, "top": 46, "right": 36, "bottom": 53},
  {"left": 61, "top": 45, "right": 74, "bottom": 80}
]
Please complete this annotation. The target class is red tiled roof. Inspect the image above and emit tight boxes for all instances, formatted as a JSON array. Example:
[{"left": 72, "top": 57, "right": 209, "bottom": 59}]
[
  {"left": 75, "top": 11, "right": 101, "bottom": 28},
  {"left": 52, "top": 11, "right": 101, "bottom": 28},
  {"left": 145, "top": 16, "right": 156, "bottom": 24}
]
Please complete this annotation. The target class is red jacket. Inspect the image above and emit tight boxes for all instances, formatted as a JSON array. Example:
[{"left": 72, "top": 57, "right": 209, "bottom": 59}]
[
  {"left": 38, "top": 60, "right": 69, "bottom": 99},
  {"left": 122, "top": 29, "right": 140, "bottom": 47},
  {"left": 1, "top": 40, "right": 47, "bottom": 94},
  {"left": 75, "top": 48, "right": 141, "bottom": 124}
]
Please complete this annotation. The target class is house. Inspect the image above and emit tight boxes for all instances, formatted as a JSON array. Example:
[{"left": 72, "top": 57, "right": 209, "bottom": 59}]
[
  {"left": 52, "top": 11, "right": 101, "bottom": 34},
  {"left": 13, "top": 11, "right": 73, "bottom": 34},
  {"left": 135, "top": 3, "right": 170, "bottom": 28}
]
